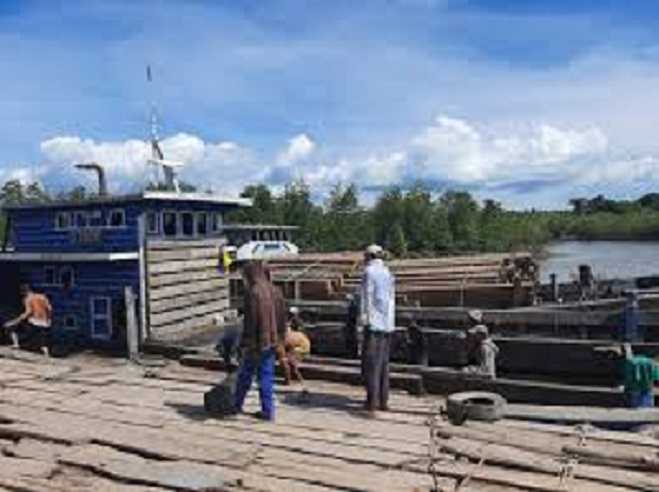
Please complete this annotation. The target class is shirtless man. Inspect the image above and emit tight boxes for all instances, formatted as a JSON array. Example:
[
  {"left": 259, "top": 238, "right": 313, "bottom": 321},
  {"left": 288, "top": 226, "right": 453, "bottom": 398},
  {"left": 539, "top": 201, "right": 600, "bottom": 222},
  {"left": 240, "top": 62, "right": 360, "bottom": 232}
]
[{"left": 4, "top": 285, "right": 52, "bottom": 357}]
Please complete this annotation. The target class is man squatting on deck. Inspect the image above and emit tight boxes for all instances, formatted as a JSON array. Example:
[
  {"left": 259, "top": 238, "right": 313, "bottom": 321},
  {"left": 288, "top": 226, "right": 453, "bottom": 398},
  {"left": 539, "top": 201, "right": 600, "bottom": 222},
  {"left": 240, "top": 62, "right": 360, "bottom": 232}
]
[
  {"left": 276, "top": 306, "right": 311, "bottom": 392},
  {"left": 360, "top": 244, "right": 396, "bottom": 414},
  {"left": 464, "top": 309, "right": 499, "bottom": 378},
  {"left": 3, "top": 285, "right": 52, "bottom": 357},
  {"left": 233, "top": 261, "right": 287, "bottom": 421}
]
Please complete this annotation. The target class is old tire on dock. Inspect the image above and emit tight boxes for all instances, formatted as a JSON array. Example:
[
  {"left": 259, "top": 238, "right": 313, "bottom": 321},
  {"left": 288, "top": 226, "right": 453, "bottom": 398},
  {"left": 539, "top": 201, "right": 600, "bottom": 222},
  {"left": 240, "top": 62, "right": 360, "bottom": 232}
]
[{"left": 447, "top": 391, "right": 506, "bottom": 425}]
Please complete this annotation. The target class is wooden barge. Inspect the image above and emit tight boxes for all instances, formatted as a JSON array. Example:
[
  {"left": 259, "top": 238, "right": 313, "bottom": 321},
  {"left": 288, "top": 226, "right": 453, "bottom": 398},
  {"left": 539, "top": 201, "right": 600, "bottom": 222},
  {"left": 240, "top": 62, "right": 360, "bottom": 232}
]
[{"left": 3, "top": 349, "right": 659, "bottom": 491}]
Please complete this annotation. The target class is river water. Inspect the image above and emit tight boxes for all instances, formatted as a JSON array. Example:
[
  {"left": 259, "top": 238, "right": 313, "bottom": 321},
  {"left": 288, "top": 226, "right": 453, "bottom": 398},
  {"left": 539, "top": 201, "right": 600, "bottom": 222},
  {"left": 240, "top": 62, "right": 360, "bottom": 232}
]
[{"left": 540, "top": 240, "right": 659, "bottom": 283}]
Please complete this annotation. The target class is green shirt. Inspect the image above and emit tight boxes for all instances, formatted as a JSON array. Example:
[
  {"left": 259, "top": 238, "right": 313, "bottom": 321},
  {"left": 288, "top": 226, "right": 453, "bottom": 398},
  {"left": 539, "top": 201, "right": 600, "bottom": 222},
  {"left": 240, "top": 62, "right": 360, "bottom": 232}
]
[{"left": 623, "top": 356, "right": 659, "bottom": 393}]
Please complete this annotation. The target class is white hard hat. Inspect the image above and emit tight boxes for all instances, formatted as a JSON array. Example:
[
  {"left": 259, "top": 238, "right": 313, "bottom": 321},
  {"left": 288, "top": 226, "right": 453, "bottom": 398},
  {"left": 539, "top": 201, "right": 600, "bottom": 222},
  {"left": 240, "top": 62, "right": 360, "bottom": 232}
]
[
  {"left": 289, "top": 306, "right": 300, "bottom": 315},
  {"left": 365, "top": 244, "right": 383, "bottom": 256}
]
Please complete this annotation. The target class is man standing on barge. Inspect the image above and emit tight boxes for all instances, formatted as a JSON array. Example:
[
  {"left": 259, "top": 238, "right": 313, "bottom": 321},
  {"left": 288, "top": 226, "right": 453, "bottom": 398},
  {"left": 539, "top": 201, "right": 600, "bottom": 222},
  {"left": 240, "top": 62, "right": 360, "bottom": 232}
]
[{"left": 360, "top": 244, "right": 396, "bottom": 415}]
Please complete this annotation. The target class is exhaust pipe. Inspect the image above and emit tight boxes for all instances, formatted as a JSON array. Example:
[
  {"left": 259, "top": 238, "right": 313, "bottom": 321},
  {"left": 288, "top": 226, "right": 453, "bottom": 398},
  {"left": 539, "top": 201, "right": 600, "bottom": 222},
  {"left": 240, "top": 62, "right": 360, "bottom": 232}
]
[{"left": 75, "top": 162, "right": 108, "bottom": 197}]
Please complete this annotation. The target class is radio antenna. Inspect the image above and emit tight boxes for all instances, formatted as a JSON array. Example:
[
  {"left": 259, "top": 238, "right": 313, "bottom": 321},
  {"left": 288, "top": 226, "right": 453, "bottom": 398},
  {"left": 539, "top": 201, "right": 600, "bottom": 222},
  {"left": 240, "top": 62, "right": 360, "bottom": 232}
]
[{"left": 145, "top": 65, "right": 183, "bottom": 192}]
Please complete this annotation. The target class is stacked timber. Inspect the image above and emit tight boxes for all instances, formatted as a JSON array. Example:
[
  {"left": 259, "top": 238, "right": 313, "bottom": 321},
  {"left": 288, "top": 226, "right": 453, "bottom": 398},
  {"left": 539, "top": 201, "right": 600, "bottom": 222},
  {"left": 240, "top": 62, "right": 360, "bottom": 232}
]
[
  {"left": 265, "top": 251, "right": 536, "bottom": 308},
  {"left": 146, "top": 239, "right": 230, "bottom": 341}
]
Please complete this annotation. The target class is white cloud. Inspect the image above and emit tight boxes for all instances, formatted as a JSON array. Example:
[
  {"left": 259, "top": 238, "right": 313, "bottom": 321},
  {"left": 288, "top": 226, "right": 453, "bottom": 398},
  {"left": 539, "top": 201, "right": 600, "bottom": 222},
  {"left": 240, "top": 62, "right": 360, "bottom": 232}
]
[
  {"left": 277, "top": 134, "right": 316, "bottom": 165},
  {"left": 31, "top": 115, "right": 659, "bottom": 203},
  {"left": 0, "top": 165, "right": 42, "bottom": 186},
  {"left": 406, "top": 115, "right": 609, "bottom": 186}
]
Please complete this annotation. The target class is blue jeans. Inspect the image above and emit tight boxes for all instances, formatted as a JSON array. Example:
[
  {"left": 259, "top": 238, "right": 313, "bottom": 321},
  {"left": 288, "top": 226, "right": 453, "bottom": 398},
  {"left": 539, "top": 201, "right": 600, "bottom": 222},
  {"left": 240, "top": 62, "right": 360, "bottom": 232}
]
[
  {"left": 234, "top": 348, "right": 276, "bottom": 420},
  {"left": 625, "top": 389, "right": 654, "bottom": 408}
]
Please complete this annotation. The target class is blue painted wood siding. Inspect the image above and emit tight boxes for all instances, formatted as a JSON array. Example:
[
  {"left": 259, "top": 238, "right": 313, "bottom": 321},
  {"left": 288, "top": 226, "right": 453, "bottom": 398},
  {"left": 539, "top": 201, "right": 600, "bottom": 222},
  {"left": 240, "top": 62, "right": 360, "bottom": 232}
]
[
  {"left": 9, "top": 200, "right": 236, "bottom": 253},
  {"left": 18, "top": 260, "right": 140, "bottom": 344},
  {"left": 10, "top": 205, "right": 141, "bottom": 253}
]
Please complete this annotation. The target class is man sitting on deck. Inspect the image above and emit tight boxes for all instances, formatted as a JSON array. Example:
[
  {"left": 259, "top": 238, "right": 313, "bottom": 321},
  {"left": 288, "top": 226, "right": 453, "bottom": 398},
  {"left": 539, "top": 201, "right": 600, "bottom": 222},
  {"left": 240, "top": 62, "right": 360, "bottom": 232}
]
[{"left": 3, "top": 285, "right": 52, "bottom": 357}]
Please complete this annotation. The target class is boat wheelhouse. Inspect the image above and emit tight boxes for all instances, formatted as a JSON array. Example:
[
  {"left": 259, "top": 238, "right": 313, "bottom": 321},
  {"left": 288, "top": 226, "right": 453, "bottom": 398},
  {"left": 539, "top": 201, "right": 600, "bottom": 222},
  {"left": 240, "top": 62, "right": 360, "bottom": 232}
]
[{"left": 0, "top": 191, "right": 251, "bottom": 347}]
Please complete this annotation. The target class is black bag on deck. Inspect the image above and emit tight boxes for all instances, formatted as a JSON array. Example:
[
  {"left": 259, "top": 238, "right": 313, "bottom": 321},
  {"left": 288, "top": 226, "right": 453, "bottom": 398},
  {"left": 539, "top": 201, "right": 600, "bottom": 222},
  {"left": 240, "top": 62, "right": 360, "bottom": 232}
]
[{"left": 204, "top": 372, "right": 238, "bottom": 417}]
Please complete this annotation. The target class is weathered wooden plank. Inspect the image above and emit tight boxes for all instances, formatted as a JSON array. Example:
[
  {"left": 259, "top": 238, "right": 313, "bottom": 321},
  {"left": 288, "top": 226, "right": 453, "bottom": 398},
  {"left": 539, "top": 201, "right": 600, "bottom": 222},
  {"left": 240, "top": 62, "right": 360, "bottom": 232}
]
[
  {"left": 147, "top": 238, "right": 225, "bottom": 251},
  {"left": 59, "top": 444, "right": 230, "bottom": 491},
  {"left": 147, "top": 246, "right": 220, "bottom": 264},
  {"left": 149, "top": 315, "right": 219, "bottom": 339},
  {"left": 149, "top": 299, "right": 229, "bottom": 327},
  {"left": 439, "top": 436, "right": 659, "bottom": 491},
  {"left": 148, "top": 268, "right": 224, "bottom": 288},
  {"left": 150, "top": 289, "right": 229, "bottom": 314},
  {"left": 149, "top": 278, "right": 229, "bottom": 302},
  {"left": 149, "top": 258, "right": 219, "bottom": 275}
]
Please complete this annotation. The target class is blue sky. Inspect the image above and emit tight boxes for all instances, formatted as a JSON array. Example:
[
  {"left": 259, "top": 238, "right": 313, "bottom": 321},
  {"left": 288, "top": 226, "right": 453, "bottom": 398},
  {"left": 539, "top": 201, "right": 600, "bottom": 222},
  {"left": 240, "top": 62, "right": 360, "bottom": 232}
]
[{"left": 2, "top": 0, "right": 659, "bottom": 208}]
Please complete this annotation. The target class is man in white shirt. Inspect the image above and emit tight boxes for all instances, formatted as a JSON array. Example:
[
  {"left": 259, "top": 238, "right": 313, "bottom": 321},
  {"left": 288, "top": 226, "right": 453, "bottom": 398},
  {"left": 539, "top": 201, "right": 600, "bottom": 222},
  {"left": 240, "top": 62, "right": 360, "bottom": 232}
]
[{"left": 360, "top": 244, "right": 395, "bottom": 414}]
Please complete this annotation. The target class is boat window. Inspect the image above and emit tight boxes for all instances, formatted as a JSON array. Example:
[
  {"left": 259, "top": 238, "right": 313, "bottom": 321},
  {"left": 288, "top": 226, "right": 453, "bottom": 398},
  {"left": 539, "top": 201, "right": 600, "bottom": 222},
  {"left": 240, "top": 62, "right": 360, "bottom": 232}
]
[
  {"left": 181, "top": 212, "right": 194, "bottom": 237},
  {"left": 88, "top": 210, "right": 104, "bottom": 227},
  {"left": 55, "top": 212, "right": 72, "bottom": 230},
  {"left": 163, "top": 212, "right": 178, "bottom": 237},
  {"left": 264, "top": 243, "right": 280, "bottom": 251},
  {"left": 196, "top": 212, "right": 208, "bottom": 236},
  {"left": 74, "top": 211, "right": 88, "bottom": 228},
  {"left": 44, "top": 266, "right": 57, "bottom": 285},
  {"left": 108, "top": 209, "right": 126, "bottom": 228},
  {"left": 146, "top": 212, "right": 160, "bottom": 235},
  {"left": 214, "top": 212, "right": 223, "bottom": 231},
  {"left": 59, "top": 266, "right": 75, "bottom": 289}
]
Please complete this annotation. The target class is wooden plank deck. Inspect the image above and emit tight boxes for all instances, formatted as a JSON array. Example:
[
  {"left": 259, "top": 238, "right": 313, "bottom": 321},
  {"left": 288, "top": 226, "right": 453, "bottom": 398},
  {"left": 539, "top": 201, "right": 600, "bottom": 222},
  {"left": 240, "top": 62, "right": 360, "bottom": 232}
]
[{"left": 0, "top": 349, "right": 656, "bottom": 491}]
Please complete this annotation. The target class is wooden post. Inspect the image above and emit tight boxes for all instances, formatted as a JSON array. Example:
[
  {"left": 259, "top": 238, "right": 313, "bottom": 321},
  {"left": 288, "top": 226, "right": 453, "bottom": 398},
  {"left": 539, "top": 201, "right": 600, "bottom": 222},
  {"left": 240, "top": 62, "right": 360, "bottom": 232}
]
[
  {"left": 124, "top": 286, "right": 139, "bottom": 361},
  {"left": 623, "top": 291, "right": 641, "bottom": 342},
  {"left": 550, "top": 273, "right": 558, "bottom": 302},
  {"left": 137, "top": 214, "right": 149, "bottom": 342}
]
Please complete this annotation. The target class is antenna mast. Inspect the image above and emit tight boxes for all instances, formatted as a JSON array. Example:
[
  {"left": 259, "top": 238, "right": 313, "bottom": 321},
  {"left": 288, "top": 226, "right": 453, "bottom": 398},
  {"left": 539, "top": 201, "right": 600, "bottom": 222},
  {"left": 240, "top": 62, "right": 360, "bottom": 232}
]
[{"left": 146, "top": 65, "right": 183, "bottom": 193}]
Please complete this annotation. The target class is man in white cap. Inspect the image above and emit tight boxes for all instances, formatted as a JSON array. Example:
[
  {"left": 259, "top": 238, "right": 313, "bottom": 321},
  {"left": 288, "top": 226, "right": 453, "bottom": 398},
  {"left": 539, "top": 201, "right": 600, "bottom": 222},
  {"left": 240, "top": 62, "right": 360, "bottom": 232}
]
[{"left": 360, "top": 244, "right": 396, "bottom": 414}]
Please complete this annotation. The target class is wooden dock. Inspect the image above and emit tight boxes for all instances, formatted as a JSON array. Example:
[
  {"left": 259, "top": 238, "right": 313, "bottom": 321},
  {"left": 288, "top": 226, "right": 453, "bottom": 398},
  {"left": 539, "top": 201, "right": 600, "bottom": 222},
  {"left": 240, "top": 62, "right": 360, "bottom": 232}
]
[{"left": 0, "top": 349, "right": 658, "bottom": 491}]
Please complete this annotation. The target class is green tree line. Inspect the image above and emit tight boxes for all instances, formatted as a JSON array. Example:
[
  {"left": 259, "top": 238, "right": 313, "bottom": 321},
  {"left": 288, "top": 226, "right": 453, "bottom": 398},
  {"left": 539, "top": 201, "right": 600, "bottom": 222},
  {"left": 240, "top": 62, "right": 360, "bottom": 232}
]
[{"left": 4, "top": 178, "right": 659, "bottom": 255}]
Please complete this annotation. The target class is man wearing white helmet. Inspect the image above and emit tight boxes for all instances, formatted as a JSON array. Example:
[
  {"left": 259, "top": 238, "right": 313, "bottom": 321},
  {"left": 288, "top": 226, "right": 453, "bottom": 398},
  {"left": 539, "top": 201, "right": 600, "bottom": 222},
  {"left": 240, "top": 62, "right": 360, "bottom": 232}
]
[{"left": 360, "top": 244, "right": 395, "bottom": 415}]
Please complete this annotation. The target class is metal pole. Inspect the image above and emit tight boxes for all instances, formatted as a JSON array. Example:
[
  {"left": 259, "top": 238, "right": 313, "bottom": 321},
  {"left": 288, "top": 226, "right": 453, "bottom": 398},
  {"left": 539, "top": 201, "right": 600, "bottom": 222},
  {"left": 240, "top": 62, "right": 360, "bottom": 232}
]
[{"left": 138, "top": 214, "right": 149, "bottom": 342}]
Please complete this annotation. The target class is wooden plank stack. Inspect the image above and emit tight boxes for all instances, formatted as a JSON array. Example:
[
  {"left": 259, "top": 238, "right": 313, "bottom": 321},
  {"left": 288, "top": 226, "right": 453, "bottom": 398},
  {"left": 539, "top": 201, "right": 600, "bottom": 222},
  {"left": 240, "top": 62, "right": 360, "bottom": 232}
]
[
  {"left": 146, "top": 239, "right": 231, "bottom": 341},
  {"left": 265, "top": 251, "right": 536, "bottom": 308}
]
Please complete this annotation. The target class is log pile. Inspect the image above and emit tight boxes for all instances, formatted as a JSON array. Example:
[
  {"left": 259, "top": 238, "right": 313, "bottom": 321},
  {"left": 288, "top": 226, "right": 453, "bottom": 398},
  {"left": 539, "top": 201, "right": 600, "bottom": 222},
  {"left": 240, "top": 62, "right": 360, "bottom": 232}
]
[{"left": 263, "top": 251, "right": 537, "bottom": 308}]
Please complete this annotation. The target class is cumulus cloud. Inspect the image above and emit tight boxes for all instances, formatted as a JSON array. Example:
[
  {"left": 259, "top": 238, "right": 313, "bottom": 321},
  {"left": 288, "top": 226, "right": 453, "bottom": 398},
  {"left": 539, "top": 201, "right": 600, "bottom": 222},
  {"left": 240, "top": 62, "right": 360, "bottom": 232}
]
[
  {"left": 407, "top": 115, "right": 609, "bottom": 186},
  {"left": 38, "top": 133, "right": 271, "bottom": 196},
  {"left": 268, "top": 133, "right": 317, "bottom": 185},
  {"left": 31, "top": 115, "right": 659, "bottom": 203}
]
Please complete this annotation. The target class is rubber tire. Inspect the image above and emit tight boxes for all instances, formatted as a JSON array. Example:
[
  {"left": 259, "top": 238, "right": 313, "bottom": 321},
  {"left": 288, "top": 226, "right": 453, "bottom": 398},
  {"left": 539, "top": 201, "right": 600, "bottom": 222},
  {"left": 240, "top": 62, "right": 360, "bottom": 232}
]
[{"left": 447, "top": 391, "right": 506, "bottom": 425}]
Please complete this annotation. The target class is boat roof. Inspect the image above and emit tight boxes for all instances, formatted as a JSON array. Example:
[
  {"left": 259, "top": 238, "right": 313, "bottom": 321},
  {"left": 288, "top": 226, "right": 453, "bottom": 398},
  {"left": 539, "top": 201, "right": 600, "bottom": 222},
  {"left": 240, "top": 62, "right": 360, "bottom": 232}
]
[
  {"left": 222, "top": 224, "right": 299, "bottom": 231},
  {"left": 4, "top": 191, "right": 252, "bottom": 211}
]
